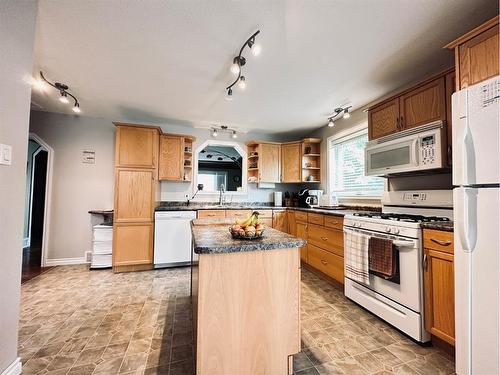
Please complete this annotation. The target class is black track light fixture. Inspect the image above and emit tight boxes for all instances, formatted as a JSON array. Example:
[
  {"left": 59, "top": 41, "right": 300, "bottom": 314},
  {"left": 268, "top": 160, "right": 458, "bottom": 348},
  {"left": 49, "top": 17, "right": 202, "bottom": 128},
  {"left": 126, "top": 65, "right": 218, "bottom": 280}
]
[
  {"left": 327, "top": 105, "right": 352, "bottom": 128},
  {"left": 38, "top": 71, "right": 81, "bottom": 114},
  {"left": 225, "top": 30, "right": 261, "bottom": 98}
]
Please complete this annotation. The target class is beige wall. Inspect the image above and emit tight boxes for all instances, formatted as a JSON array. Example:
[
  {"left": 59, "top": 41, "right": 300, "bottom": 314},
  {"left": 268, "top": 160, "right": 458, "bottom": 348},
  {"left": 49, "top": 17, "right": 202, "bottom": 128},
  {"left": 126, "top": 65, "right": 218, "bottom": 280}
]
[
  {"left": 0, "top": 0, "right": 38, "bottom": 372},
  {"left": 29, "top": 111, "right": 307, "bottom": 262}
]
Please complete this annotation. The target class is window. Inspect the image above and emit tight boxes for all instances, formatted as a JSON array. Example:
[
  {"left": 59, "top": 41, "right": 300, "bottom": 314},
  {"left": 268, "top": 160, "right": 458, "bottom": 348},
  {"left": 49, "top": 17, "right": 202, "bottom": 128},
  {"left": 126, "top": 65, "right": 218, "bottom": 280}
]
[
  {"left": 328, "top": 128, "right": 384, "bottom": 198},
  {"left": 198, "top": 170, "right": 228, "bottom": 191}
]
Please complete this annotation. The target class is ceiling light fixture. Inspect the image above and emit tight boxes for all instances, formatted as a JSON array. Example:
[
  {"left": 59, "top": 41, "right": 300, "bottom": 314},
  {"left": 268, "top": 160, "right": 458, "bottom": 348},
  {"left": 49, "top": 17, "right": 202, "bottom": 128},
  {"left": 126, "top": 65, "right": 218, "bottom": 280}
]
[
  {"left": 210, "top": 125, "right": 239, "bottom": 139},
  {"left": 326, "top": 105, "right": 352, "bottom": 127},
  {"left": 225, "top": 30, "right": 261, "bottom": 99},
  {"left": 39, "top": 71, "right": 81, "bottom": 114}
]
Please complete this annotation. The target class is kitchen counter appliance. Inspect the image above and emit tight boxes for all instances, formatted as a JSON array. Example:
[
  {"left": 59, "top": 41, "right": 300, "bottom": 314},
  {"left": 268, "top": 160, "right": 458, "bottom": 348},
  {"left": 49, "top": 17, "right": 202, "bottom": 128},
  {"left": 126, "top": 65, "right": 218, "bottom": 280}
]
[
  {"left": 343, "top": 190, "right": 453, "bottom": 343},
  {"left": 452, "top": 75, "right": 499, "bottom": 375},
  {"left": 154, "top": 210, "right": 196, "bottom": 268},
  {"left": 365, "top": 120, "right": 446, "bottom": 176}
]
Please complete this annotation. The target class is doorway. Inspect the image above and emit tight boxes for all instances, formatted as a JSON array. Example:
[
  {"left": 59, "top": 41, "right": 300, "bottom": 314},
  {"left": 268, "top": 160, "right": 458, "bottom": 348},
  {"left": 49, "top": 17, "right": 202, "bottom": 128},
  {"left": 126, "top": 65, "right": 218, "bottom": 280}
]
[{"left": 22, "top": 135, "right": 53, "bottom": 283}]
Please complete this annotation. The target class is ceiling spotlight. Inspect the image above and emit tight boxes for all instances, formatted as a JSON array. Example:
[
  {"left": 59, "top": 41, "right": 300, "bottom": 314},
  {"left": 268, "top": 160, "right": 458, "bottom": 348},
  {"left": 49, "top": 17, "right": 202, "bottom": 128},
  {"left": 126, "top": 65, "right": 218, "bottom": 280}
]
[
  {"left": 226, "top": 88, "right": 233, "bottom": 101},
  {"left": 231, "top": 130, "right": 238, "bottom": 139},
  {"left": 251, "top": 43, "right": 261, "bottom": 56},
  {"left": 33, "top": 79, "right": 46, "bottom": 91},
  {"left": 218, "top": 157, "right": 223, "bottom": 161},
  {"left": 72, "top": 102, "right": 81, "bottom": 113},
  {"left": 343, "top": 108, "right": 351, "bottom": 119},
  {"left": 212, "top": 129, "right": 218, "bottom": 137},
  {"left": 59, "top": 91, "right": 69, "bottom": 104},
  {"left": 230, "top": 62, "right": 240, "bottom": 75},
  {"left": 328, "top": 118, "right": 335, "bottom": 128},
  {"left": 238, "top": 76, "right": 246, "bottom": 90},
  {"left": 326, "top": 105, "right": 352, "bottom": 128}
]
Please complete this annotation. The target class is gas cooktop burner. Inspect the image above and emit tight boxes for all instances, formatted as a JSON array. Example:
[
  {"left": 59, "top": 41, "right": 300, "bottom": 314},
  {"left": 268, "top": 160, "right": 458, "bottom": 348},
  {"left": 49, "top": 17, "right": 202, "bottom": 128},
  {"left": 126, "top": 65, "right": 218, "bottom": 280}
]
[{"left": 353, "top": 212, "right": 451, "bottom": 223}]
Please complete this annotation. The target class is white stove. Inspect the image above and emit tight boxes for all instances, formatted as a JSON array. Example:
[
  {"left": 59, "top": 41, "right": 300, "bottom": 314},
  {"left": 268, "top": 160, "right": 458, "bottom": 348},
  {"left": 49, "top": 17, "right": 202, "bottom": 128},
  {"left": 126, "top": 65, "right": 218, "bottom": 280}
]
[{"left": 343, "top": 190, "right": 453, "bottom": 343}]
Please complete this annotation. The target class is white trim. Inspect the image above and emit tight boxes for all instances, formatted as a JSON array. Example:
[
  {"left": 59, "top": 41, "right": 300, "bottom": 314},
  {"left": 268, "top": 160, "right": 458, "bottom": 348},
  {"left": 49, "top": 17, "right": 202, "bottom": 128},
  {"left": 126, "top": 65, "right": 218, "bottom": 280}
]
[
  {"left": 1, "top": 358, "right": 21, "bottom": 375},
  {"left": 22, "top": 238, "right": 30, "bottom": 248},
  {"left": 193, "top": 140, "right": 248, "bottom": 196},
  {"left": 28, "top": 133, "right": 54, "bottom": 268},
  {"left": 328, "top": 122, "right": 368, "bottom": 144},
  {"left": 45, "top": 257, "right": 88, "bottom": 266}
]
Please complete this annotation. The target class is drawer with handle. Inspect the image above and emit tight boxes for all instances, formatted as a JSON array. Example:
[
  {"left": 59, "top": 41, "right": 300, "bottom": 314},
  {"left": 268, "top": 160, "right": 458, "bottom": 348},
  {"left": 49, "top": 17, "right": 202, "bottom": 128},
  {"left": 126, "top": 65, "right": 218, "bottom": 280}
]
[
  {"left": 225, "top": 210, "right": 252, "bottom": 219},
  {"left": 258, "top": 210, "right": 273, "bottom": 218},
  {"left": 295, "top": 211, "right": 308, "bottom": 223},
  {"left": 308, "top": 224, "right": 343, "bottom": 257},
  {"left": 308, "top": 244, "right": 344, "bottom": 284},
  {"left": 308, "top": 213, "right": 324, "bottom": 226},
  {"left": 324, "top": 216, "right": 344, "bottom": 230},
  {"left": 423, "top": 229, "right": 454, "bottom": 254},
  {"left": 197, "top": 210, "right": 226, "bottom": 219}
]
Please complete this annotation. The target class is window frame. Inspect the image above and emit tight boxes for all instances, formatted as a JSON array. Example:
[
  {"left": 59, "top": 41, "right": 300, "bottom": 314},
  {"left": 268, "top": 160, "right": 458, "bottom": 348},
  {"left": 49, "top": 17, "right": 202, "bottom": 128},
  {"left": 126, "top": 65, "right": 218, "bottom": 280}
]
[{"left": 327, "top": 124, "right": 385, "bottom": 200}]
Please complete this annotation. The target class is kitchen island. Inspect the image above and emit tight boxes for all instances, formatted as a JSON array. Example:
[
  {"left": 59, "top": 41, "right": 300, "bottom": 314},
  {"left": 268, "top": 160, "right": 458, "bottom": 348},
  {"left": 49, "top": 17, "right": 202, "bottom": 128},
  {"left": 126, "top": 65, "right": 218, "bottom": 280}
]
[{"left": 191, "top": 218, "right": 306, "bottom": 375}]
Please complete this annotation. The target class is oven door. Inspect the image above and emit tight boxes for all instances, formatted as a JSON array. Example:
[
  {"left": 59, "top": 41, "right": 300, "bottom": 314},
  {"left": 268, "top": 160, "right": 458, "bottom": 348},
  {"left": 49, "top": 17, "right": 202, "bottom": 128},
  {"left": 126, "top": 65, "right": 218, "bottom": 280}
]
[
  {"left": 365, "top": 137, "right": 418, "bottom": 176},
  {"left": 344, "top": 228, "right": 422, "bottom": 312}
]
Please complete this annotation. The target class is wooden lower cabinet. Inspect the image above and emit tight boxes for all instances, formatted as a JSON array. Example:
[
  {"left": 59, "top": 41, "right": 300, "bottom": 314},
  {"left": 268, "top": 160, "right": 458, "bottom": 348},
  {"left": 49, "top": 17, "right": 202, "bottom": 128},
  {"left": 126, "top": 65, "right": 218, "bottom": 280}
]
[
  {"left": 197, "top": 210, "right": 226, "bottom": 219},
  {"left": 307, "top": 224, "right": 343, "bottom": 257},
  {"left": 307, "top": 244, "right": 344, "bottom": 283},
  {"left": 225, "top": 210, "right": 252, "bottom": 219},
  {"left": 113, "top": 223, "right": 154, "bottom": 267},
  {"left": 287, "top": 211, "right": 296, "bottom": 236},
  {"left": 423, "top": 229, "right": 455, "bottom": 345},
  {"left": 272, "top": 210, "right": 288, "bottom": 232}
]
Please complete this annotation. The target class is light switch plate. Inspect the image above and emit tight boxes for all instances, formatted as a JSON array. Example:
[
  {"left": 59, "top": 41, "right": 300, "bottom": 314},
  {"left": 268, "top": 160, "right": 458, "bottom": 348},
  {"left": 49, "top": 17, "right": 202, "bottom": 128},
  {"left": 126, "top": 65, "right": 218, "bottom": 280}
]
[{"left": 0, "top": 143, "right": 12, "bottom": 165}]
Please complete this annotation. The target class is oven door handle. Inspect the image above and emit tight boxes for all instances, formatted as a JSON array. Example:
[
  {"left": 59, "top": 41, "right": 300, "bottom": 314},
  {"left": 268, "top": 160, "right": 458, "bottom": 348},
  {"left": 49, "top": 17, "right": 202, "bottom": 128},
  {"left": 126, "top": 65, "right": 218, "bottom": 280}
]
[{"left": 344, "top": 228, "right": 417, "bottom": 248}]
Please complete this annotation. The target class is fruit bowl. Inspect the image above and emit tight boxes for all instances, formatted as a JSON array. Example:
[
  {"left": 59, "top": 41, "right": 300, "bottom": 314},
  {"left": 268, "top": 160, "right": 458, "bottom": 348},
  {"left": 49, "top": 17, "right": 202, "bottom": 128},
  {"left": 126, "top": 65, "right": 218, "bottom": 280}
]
[{"left": 229, "top": 227, "right": 265, "bottom": 240}]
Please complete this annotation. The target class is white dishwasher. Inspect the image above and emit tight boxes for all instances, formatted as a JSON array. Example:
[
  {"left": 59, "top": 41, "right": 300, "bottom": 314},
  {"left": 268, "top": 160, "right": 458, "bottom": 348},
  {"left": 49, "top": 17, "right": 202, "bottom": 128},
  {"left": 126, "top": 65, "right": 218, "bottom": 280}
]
[{"left": 154, "top": 210, "right": 196, "bottom": 268}]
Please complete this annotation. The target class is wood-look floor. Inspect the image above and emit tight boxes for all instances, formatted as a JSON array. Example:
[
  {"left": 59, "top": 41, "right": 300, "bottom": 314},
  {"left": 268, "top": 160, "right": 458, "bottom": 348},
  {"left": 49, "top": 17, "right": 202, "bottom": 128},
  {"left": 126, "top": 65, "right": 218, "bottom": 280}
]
[{"left": 18, "top": 265, "right": 455, "bottom": 375}]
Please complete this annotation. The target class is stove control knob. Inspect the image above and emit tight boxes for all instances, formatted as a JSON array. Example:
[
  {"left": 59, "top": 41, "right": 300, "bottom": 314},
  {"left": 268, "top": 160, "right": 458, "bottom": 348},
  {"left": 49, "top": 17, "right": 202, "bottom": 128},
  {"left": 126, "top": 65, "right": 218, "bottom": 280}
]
[
  {"left": 385, "top": 227, "right": 392, "bottom": 233},
  {"left": 393, "top": 228, "right": 400, "bottom": 234}
]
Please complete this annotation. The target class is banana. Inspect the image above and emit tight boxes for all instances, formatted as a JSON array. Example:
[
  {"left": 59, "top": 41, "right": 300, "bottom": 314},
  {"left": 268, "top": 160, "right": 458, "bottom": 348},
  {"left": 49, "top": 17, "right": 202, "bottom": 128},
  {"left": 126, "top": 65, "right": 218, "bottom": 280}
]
[{"left": 235, "top": 211, "right": 260, "bottom": 228}]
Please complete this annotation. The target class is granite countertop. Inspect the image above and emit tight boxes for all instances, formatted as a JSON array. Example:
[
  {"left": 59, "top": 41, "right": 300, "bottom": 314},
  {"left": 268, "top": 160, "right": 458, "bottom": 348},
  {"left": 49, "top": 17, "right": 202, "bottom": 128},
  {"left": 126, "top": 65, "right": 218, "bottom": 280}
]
[
  {"left": 191, "top": 219, "right": 306, "bottom": 254},
  {"left": 420, "top": 221, "right": 454, "bottom": 232},
  {"left": 156, "top": 202, "right": 378, "bottom": 217}
]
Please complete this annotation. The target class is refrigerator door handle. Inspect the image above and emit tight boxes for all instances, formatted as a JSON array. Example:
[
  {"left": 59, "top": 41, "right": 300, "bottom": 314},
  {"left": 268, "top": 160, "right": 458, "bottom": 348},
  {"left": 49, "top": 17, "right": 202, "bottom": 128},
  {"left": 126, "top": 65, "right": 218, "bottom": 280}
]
[
  {"left": 457, "top": 188, "right": 478, "bottom": 253},
  {"left": 463, "top": 125, "right": 476, "bottom": 185}
]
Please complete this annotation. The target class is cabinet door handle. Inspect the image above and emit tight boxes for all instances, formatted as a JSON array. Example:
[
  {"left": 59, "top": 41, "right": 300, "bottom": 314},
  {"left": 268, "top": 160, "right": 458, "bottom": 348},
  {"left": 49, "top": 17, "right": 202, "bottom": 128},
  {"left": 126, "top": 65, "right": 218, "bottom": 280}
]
[
  {"left": 321, "top": 259, "right": 328, "bottom": 265},
  {"left": 423, "top": 253, "right": 428, "bottom": 271},
  {"left": 321, "top": 236, "right": 328, "bottom": 241},
  {"left": 400, "top": 116, "right": 404, "bottom": 129},
  {"left": 447, "top": 145, "right": 452, "bottom": 164},
  {"left": 396, "top": 117, "right": 400, "bottom": 130},
  {"left": 430, "top": 238, "right": 452, "bottom": 246}
]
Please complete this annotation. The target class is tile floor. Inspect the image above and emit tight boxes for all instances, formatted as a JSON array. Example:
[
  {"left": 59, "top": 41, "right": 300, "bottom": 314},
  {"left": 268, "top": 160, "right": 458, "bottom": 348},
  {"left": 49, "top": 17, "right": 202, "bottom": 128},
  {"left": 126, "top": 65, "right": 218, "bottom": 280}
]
[{"left": 18, "top": 265, "right": 455, "bottom": 375}]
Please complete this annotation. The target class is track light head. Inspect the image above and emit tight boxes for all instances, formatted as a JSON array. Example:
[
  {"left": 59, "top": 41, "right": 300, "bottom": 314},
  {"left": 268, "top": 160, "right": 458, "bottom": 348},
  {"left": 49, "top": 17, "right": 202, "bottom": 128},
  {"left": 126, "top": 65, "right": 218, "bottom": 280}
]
[
  {"left": 59, "top": 91, "right": 69, "bottom": 104},
  {"left": 212, "top": 129, "right": 218, "bottom": 137},
  {"left": 72, "top": 102, "right": 81, "bottom": 113},
  {"left": 343, "top": 108, "right": 351, "bottom": 119},
  {"left": 328, "top": 118, "right": 335, "bottom": 128},
  {"left": 226, "top": 88, "right": 233, "bottom": 101},
  {"left": 251, "top": 43, "right": 261, "bottom": 56},
  {"left": 232, "top": 130, "right": 238, "bottom": 139},
  {"left": 238, "top": 76, "right": 246, "bottom": 90}
]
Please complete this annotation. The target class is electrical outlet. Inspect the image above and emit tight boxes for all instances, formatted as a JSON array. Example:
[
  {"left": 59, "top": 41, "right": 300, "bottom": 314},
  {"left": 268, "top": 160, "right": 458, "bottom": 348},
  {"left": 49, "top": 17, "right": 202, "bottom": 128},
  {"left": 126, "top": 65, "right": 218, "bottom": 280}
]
[
  {"left": 85, "top": 251, "right": 92, "bottom": 263},
  {"left": 0, "top": 143, "right": 12, "bottom": 165}
]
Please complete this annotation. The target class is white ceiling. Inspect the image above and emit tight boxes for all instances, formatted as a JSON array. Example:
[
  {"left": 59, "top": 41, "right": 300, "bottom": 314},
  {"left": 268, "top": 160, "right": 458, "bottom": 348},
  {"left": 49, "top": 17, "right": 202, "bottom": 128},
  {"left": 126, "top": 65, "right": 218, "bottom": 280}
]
[{"left": 32, "top": 0, "right": 498, "bottom": 134}]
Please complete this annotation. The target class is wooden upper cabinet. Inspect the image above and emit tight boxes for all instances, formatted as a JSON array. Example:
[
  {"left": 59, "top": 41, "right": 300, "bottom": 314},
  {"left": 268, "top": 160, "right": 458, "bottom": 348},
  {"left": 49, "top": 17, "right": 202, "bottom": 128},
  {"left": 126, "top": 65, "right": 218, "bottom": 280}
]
[
  {"left": 281, "top": 143, "right": 301, "bottom": 182},
  {"left": 259, "top": 143, "right": 281, "bottom": 183},
  {"left": 115, "top": 125, "right": 159, "bottom": 169},
  {"left": 159, "top": 135, "right": 184, "bottom": 181},
  {"left": 368, "top": 98, "right": 400, "bottom": 140},
  {"left": 445, "top": 16, "right": 499, "bottom": 89},
  {"left": 114, "top": 168, "right": 155, "bottom": 223},
  {"left": 399, "top": 77, "right": 446, "bottom": 130}
]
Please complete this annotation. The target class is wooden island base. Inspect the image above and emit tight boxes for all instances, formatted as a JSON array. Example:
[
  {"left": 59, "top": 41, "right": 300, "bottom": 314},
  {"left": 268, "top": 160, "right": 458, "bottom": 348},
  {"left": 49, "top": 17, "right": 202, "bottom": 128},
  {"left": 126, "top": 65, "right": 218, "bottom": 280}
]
[{"left": 192, "top": 248, "right": 301, "bottom": 375}]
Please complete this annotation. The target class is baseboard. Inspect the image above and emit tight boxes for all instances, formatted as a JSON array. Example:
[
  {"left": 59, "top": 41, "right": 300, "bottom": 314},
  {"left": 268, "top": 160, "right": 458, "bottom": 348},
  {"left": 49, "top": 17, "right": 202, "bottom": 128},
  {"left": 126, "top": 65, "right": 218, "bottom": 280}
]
[
  {"left": 45, "top": 257, "right": 88, "bottom": 266},
  {"left": 22, "top": 238, "right": 30, "bottom": 248},
  {"left": 1, "top": 358, "right": 21, "bottom": 375}
]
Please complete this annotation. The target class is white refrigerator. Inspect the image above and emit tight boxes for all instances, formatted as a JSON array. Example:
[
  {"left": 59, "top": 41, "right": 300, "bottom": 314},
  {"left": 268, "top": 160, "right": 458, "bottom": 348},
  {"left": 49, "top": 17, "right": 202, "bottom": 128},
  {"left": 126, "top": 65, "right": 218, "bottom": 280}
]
[{"left": 452, "top": 75, "right": 500, "bottom": 375}]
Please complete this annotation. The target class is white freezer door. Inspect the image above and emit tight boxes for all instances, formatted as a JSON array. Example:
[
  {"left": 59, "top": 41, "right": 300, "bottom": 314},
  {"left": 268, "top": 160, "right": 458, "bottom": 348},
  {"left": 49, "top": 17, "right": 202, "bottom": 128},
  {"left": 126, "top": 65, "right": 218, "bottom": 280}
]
[
  {"left": 452, "top": 76, "right": 500, "bottom": 186},
  {"left": 454, "top": 187, "right": 500, "bottom": 375}
]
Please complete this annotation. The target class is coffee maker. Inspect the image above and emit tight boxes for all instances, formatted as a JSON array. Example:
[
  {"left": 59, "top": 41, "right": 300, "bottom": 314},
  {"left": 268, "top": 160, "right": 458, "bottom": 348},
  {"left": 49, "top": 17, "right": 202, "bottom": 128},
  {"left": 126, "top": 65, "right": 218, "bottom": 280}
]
[{"left": 305, "top": 190, "right": 324, "bottom": 208}]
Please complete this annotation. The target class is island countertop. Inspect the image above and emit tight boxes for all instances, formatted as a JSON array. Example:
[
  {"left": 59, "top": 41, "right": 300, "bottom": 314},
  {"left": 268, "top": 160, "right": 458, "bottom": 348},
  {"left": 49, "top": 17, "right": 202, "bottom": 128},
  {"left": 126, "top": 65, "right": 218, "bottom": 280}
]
[{"left": 191, "top": 218, "right": 306, "bottom": 254}]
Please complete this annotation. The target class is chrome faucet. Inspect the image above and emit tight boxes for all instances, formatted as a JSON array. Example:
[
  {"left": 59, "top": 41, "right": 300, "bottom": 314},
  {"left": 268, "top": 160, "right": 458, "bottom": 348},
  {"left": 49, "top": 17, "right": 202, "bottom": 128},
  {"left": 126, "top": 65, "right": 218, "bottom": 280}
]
[{"left": 218, "top": 183, "right": 226, "bottom": 205}]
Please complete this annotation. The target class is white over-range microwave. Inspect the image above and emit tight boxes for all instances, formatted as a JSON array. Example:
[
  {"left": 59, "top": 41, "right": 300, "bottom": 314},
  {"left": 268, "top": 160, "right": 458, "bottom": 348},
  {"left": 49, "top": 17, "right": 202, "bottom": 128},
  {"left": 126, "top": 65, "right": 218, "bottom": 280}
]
[{"left": 365, "top": 121, "right": 446, "bottom": 176}]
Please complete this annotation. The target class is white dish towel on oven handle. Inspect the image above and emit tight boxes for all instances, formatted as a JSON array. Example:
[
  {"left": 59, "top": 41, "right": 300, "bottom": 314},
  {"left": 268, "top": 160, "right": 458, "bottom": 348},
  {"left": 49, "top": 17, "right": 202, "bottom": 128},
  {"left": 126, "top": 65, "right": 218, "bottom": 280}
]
[{"left": 344, "top": 228, "right": 370, "bottom": 285}]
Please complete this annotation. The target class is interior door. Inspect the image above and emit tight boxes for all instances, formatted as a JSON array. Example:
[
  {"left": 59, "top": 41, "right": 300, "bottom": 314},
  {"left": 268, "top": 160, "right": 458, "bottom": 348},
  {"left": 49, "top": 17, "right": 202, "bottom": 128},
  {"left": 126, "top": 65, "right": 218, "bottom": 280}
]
[
  {"left": 368, "top": 98, "right": 400, "bottom": 139},
  {"left": 281, "top": 143, "right": 301, "bottom": 182},
  {"left": 399, "top": 77, "right": 446, "bottom": 130},
  {"left": 259, "top": 143, "right": 281, "bottom": 183}
]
